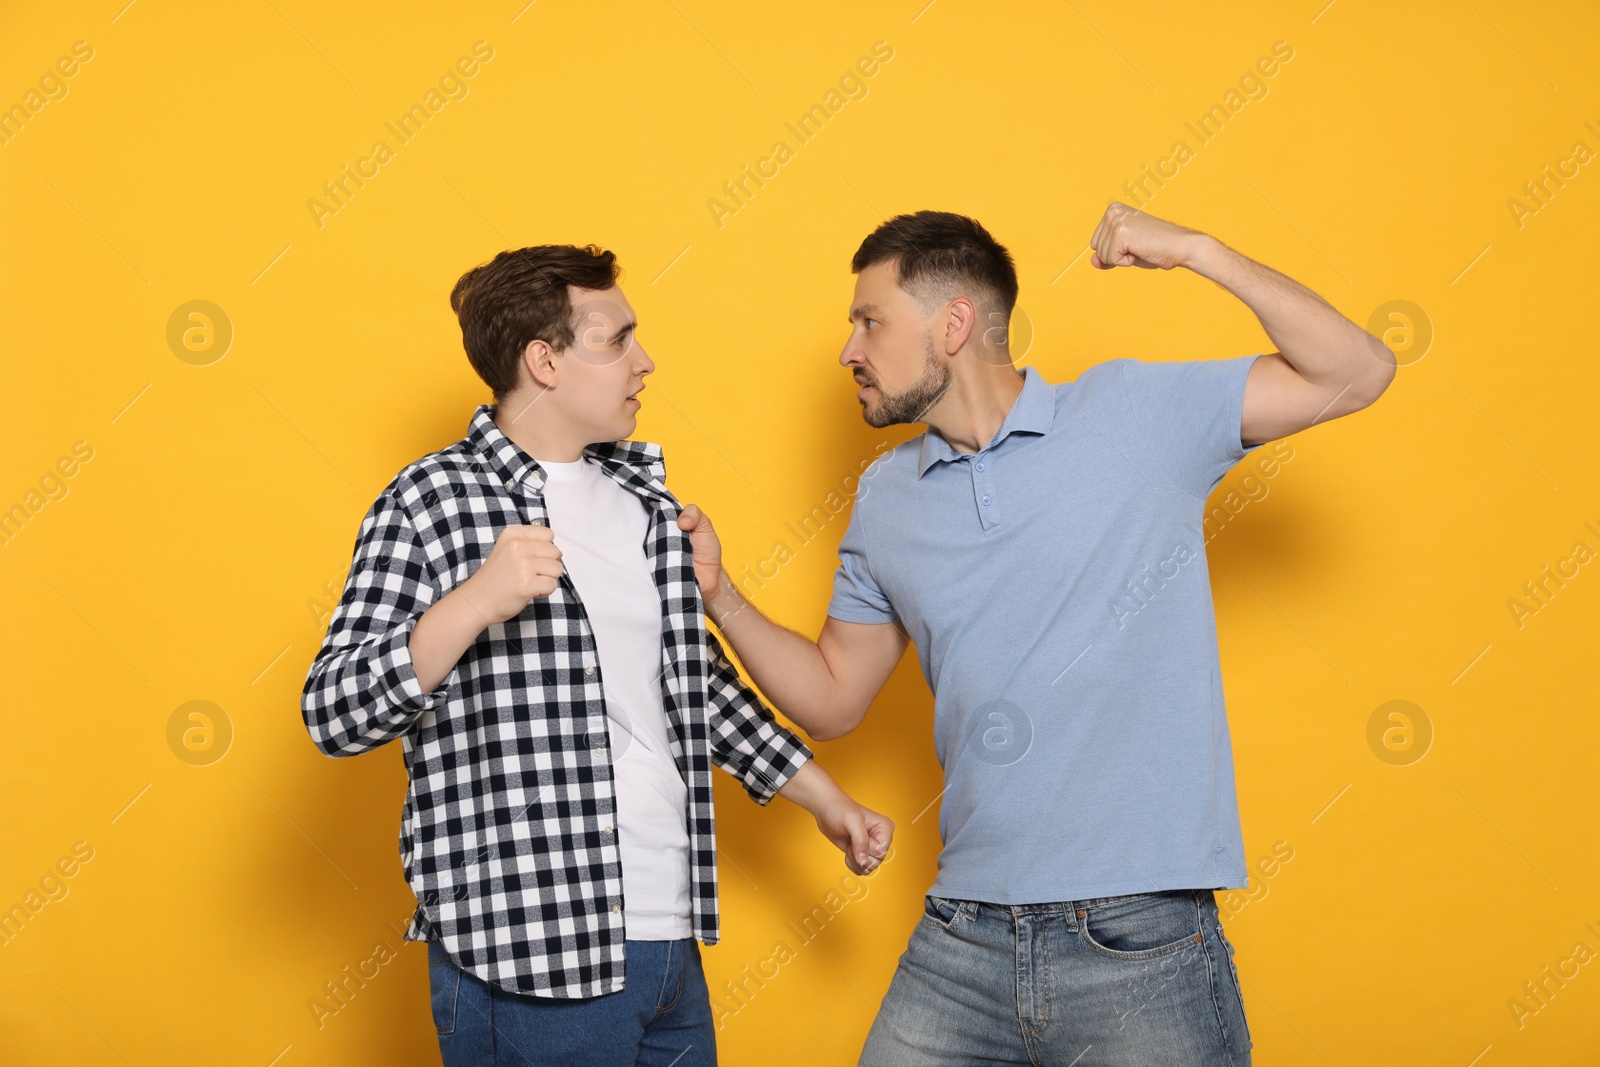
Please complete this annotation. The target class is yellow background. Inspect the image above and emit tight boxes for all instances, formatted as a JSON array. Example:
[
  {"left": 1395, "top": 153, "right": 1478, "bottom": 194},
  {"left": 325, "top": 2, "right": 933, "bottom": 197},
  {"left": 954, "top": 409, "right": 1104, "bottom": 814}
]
[{"left": 4, "top": 0, "right": 1598, "bottom": 1063}]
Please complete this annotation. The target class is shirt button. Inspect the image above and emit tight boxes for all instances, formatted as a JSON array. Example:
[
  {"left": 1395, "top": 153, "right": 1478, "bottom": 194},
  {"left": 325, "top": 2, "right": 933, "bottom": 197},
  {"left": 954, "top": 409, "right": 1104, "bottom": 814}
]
[
  {"left": 585, "top": 666, "right": 596, "bottom": 676},
  {"left": 602, "top": 824, "right": 613, "bottom": 835},
  {"left": 975, "top": 462, "right": 985, "bottom": 472},
  {"left": 611, "top": 903, "right": 621, "bottom": 914},
  {"left": 981, "top": 495, "right": 992, "bottom": 506},
  {"left": 592, "top": 747, "right": 605, "bottom": 758}
]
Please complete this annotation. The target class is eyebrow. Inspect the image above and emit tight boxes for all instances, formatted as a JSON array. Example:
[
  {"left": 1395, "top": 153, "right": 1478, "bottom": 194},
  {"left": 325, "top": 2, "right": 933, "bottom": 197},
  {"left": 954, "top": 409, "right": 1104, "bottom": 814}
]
[
  {"left": 610, "top": 319, "right": 637, "bottom": 344},
  {"left": 848, "top": 303, "right": 884, "bottom": 323}
]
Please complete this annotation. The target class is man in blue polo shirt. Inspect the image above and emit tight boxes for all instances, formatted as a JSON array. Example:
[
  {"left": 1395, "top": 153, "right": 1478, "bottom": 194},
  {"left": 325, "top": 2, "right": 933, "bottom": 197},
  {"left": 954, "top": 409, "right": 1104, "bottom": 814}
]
[{"left": 678, "top": 206, "right": 1394, "bottom": 1065}]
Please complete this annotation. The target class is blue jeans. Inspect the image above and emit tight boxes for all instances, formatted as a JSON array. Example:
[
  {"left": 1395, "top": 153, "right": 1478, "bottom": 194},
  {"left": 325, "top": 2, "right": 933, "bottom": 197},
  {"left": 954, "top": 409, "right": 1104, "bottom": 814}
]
[
  {"left": 859, "top": 888, "right": 1252, "bottom": 1066},
  {"left": 428, "top": 937, "right": 716, "bottom": 1066}
]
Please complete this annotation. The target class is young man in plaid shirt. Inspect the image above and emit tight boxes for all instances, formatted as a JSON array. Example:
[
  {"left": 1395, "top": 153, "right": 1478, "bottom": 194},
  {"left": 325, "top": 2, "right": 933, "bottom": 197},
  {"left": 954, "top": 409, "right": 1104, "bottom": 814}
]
[{"left": 302, "top": 244, "right": 893, "bottom": 1066}]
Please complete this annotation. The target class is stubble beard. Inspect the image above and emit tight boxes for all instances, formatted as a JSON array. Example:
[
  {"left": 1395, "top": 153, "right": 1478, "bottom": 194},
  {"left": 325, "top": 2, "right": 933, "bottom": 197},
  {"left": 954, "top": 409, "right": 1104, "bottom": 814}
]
[{"left": 863, "top": 337, "right": 951, "bottom": 428}]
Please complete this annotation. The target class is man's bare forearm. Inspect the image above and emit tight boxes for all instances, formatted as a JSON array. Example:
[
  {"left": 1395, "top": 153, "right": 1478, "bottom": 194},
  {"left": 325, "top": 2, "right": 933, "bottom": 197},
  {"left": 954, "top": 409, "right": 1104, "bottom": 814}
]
[
  {"left": 704, "top": 570, "right": 847, "bottom": 737},
  {"left": 409, "top": 584, "right": 491, "bottom": 692},
  {"left": 774, "top": 758, "right": 847, "bottom": 811},
  {"left": 1182, "top": 234, "right": 1393, "bottom": 399}
]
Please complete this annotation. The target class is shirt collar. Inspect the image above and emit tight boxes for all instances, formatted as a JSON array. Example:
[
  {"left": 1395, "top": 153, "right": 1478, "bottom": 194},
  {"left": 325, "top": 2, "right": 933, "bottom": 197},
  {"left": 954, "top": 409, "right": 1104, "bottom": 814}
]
[
  {"left": 466, "top": 403, "right": 670, "bottom": 497},
  {"left": 916, "top": 365, "right": 1056, "bottom": 477}
]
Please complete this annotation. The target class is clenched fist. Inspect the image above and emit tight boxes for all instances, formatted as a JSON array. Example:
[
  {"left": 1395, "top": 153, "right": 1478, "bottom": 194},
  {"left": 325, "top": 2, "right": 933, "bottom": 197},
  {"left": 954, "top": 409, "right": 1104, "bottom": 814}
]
[
  {"left": 1088, "top": 202, "right": 1206, "bottom": 271},
  {"left": 462, "top": 524, "right": 565, "bottom": 625}
]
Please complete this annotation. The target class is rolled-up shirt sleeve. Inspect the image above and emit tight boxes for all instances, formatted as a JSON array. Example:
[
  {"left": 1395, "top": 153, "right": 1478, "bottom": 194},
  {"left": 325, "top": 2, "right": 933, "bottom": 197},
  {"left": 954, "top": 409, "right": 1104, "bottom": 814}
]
[
  {"left": 1119, "top": 354, "right": 1266, "bottom": 500},
  {"left": 301, "top": 489, "right": 451, "bottom": 757},
  {"left": 704, "top": 630, "right": 812, "bottom": 805}
]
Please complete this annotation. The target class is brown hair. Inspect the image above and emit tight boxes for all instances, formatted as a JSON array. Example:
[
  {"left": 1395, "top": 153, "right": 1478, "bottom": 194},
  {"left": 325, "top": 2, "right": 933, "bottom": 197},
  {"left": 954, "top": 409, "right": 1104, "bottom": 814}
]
[
  {"left": 850, "top": 211, "right": 1018, "bottom": 318},
  {"left": 450, "top": 244, "right": 620, "bottom": 401}
]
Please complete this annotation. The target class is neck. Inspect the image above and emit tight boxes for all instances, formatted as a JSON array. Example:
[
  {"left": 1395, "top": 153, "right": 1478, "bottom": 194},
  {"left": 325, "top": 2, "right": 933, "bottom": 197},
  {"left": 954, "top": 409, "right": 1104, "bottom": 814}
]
[
  {"left": 493, "top": 389, "right": 588, "bottom": 462},
  {"left": 924, "top": 358, "right": 1025, "bottom": 454}
]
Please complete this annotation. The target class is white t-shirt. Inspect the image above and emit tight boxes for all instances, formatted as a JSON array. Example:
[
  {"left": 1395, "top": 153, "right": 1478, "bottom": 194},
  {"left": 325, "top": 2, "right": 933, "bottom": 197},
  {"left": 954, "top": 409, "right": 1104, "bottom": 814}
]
[{"left": 538, "top": 456, "right": 693, "bottom": 940}]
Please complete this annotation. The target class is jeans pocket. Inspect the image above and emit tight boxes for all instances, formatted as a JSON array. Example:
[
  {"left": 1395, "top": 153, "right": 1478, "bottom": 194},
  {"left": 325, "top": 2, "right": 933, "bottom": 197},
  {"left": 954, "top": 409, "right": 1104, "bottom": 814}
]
[
  {"left": 428, "top": 939, "right": 459, "bottom": 1036},
  {"left": 1076, "top": 890, "right": 1204, "bottom": 961},
  {"left": 921, "top": 894, "right": 965, "bottom": 931}
]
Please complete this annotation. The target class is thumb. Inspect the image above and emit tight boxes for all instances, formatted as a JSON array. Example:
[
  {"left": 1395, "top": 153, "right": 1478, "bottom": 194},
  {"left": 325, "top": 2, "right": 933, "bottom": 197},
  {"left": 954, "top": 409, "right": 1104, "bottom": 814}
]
[
  {"left": 677, "top": 503, "right": 701, "bottom": 531},
  {"left": 867, "top": 814, "right": 893, "bottom": 858}
]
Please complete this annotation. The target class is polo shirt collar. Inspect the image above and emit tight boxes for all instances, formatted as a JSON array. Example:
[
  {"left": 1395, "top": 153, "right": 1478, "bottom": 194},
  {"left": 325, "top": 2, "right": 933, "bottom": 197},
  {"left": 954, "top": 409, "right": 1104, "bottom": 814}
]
[
  {"left": 467, "top": 403, "right": 669, "bottom": 497},
  {"left": 916, "top": 365, "right": 1055, "bottom": 477}
]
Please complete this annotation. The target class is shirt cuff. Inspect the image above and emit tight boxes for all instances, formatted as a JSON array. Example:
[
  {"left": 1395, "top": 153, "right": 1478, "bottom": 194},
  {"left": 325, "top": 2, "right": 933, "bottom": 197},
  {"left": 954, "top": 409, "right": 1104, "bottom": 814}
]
[
  {"left": 741, "top": 732, "right": 813, "bottom": 807},
  {"left": 373, "top": 614, "right": 451, "bottom": 715}
]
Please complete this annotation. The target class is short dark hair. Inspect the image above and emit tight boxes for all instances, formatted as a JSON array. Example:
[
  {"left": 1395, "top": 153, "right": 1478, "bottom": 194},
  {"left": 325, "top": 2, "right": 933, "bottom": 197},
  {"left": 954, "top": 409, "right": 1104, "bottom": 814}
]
[
  {"left": 850, "top": 211, "right": 1018, "bottom": 318},
  {"left": 450, "top": 244, "right": 620, "bottom": 401}
]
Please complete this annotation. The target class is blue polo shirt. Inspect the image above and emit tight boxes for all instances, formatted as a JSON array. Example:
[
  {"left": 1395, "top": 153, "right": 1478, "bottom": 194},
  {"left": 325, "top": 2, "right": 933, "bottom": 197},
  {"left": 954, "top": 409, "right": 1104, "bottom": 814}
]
[{"left": 829, "top": 355, "right": 1265, "bottom": 903}]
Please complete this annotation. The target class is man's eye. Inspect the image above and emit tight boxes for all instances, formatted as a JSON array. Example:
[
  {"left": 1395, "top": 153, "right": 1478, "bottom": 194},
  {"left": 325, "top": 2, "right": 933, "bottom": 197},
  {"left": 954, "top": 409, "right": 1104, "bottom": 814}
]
[{"left": 865, "top": 319, "right": 878, "bottom": 328}]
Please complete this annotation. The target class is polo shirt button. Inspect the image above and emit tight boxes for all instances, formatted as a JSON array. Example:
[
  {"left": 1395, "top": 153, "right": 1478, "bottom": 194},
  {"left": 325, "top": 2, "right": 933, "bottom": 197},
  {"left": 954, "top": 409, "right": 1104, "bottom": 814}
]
[
  {"left": 981, "top": 495, "right": 992, "bottom": 506},
  {"left": 976, "top": 462, "right": 985, "bottom": 472}
]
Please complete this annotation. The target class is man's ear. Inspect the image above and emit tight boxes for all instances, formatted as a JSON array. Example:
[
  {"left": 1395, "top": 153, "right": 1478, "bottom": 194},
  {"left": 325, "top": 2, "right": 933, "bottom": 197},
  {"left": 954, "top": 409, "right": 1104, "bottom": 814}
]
[
  {"left": 521, "top": 338, "right": 560, "bottom": 390},
  {"left": 942, "top": 296, "right": 977, "bottom": 355}
]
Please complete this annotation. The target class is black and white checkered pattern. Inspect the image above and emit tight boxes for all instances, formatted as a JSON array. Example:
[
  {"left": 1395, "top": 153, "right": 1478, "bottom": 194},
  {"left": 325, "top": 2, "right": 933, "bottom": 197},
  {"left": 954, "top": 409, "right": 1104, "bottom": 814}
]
[{"left": 301, "top": 403, "right": 812, "bottom": 999}]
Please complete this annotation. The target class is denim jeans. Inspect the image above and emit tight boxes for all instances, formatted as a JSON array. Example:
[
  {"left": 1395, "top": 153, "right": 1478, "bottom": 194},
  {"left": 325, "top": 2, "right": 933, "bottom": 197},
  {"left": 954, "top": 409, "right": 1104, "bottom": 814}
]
[
  {"left": 859, "top": 888, "right": 1252, "bottom": 1066},
  {"left": 428, "top": 937, "right": 716, "bottom": 1066}
]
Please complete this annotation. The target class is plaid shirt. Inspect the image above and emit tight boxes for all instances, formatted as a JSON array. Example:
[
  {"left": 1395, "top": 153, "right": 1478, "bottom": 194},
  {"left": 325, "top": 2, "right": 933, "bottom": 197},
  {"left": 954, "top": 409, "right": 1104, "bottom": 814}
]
[{"left": 301, "top": 404, "right": 812, "bottom": 999}]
